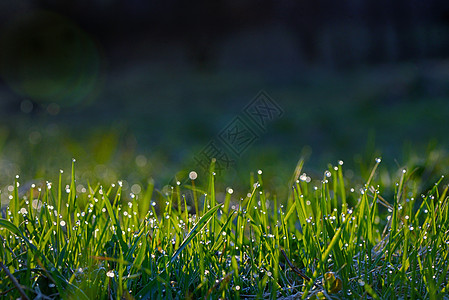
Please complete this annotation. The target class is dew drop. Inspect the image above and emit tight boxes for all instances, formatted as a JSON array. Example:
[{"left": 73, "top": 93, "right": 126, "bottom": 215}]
[
  {"left": 189, "top": 171, "right": 198, "bottom": 180},
  {"left": 106, "top": 271, "right": 114, "bottom": 278}
]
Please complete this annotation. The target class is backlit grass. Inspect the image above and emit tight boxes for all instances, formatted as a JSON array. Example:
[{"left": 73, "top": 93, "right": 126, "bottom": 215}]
[{"left": 1, "top": 157, "right": 448, "bottom": 299}]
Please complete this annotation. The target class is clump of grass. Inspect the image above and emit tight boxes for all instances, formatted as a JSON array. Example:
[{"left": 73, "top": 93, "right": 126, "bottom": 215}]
[{"left": 0, "top": 157, "right": 448, "bottom": 299}]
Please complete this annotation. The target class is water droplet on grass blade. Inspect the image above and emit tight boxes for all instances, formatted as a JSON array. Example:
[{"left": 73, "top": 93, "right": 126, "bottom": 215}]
[
  {"left": 189, "top": 171, "right": 198, "bottom": 180},
  {"left": 106, "top": 271, "right": 114, "bottom": 278}
]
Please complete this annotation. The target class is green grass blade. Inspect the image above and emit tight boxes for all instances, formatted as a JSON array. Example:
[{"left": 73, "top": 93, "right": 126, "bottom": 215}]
[{"left": 169, "top": 203, "right": 221, "bottom": 266}]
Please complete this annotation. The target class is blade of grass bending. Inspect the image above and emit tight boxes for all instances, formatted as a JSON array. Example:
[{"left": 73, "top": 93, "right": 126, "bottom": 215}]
[
  {"left": 212, "top": 211, "right": 236, "bottom": 252},
  {"left": 0, "top": 219, "right": 37, "bottom": 251},
  {"left": 169, "top": 203, "right": 221, "bottom": 266}
]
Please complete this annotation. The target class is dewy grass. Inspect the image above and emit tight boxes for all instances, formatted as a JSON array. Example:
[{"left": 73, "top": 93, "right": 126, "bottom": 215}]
[{"left": 0, "top": 158, "right": 448, "bottom": 299}]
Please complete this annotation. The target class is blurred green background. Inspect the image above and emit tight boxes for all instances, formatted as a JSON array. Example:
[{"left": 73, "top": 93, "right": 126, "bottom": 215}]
[{"left": 1, "top": 1, "right": 449, "bottom": 205}]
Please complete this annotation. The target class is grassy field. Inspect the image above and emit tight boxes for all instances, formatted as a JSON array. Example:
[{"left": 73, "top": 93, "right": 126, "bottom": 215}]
[{"left": 1, "top": 156, "right": 448, "bottom": 299}]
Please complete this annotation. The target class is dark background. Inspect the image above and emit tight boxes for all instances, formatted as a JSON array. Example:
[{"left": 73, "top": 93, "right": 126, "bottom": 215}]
[{"left": 1, "top": 0, "right": 449, "bottom": 201}]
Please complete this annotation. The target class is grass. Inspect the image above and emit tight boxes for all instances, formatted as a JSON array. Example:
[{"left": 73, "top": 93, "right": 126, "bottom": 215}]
[{"left": 0, "top": 156, "right": 448, "bottom": 299}]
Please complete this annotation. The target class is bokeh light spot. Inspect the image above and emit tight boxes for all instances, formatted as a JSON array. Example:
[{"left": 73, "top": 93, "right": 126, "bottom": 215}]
[{"left": 0, "top": 11, "right": 103, "bottom": 107}]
